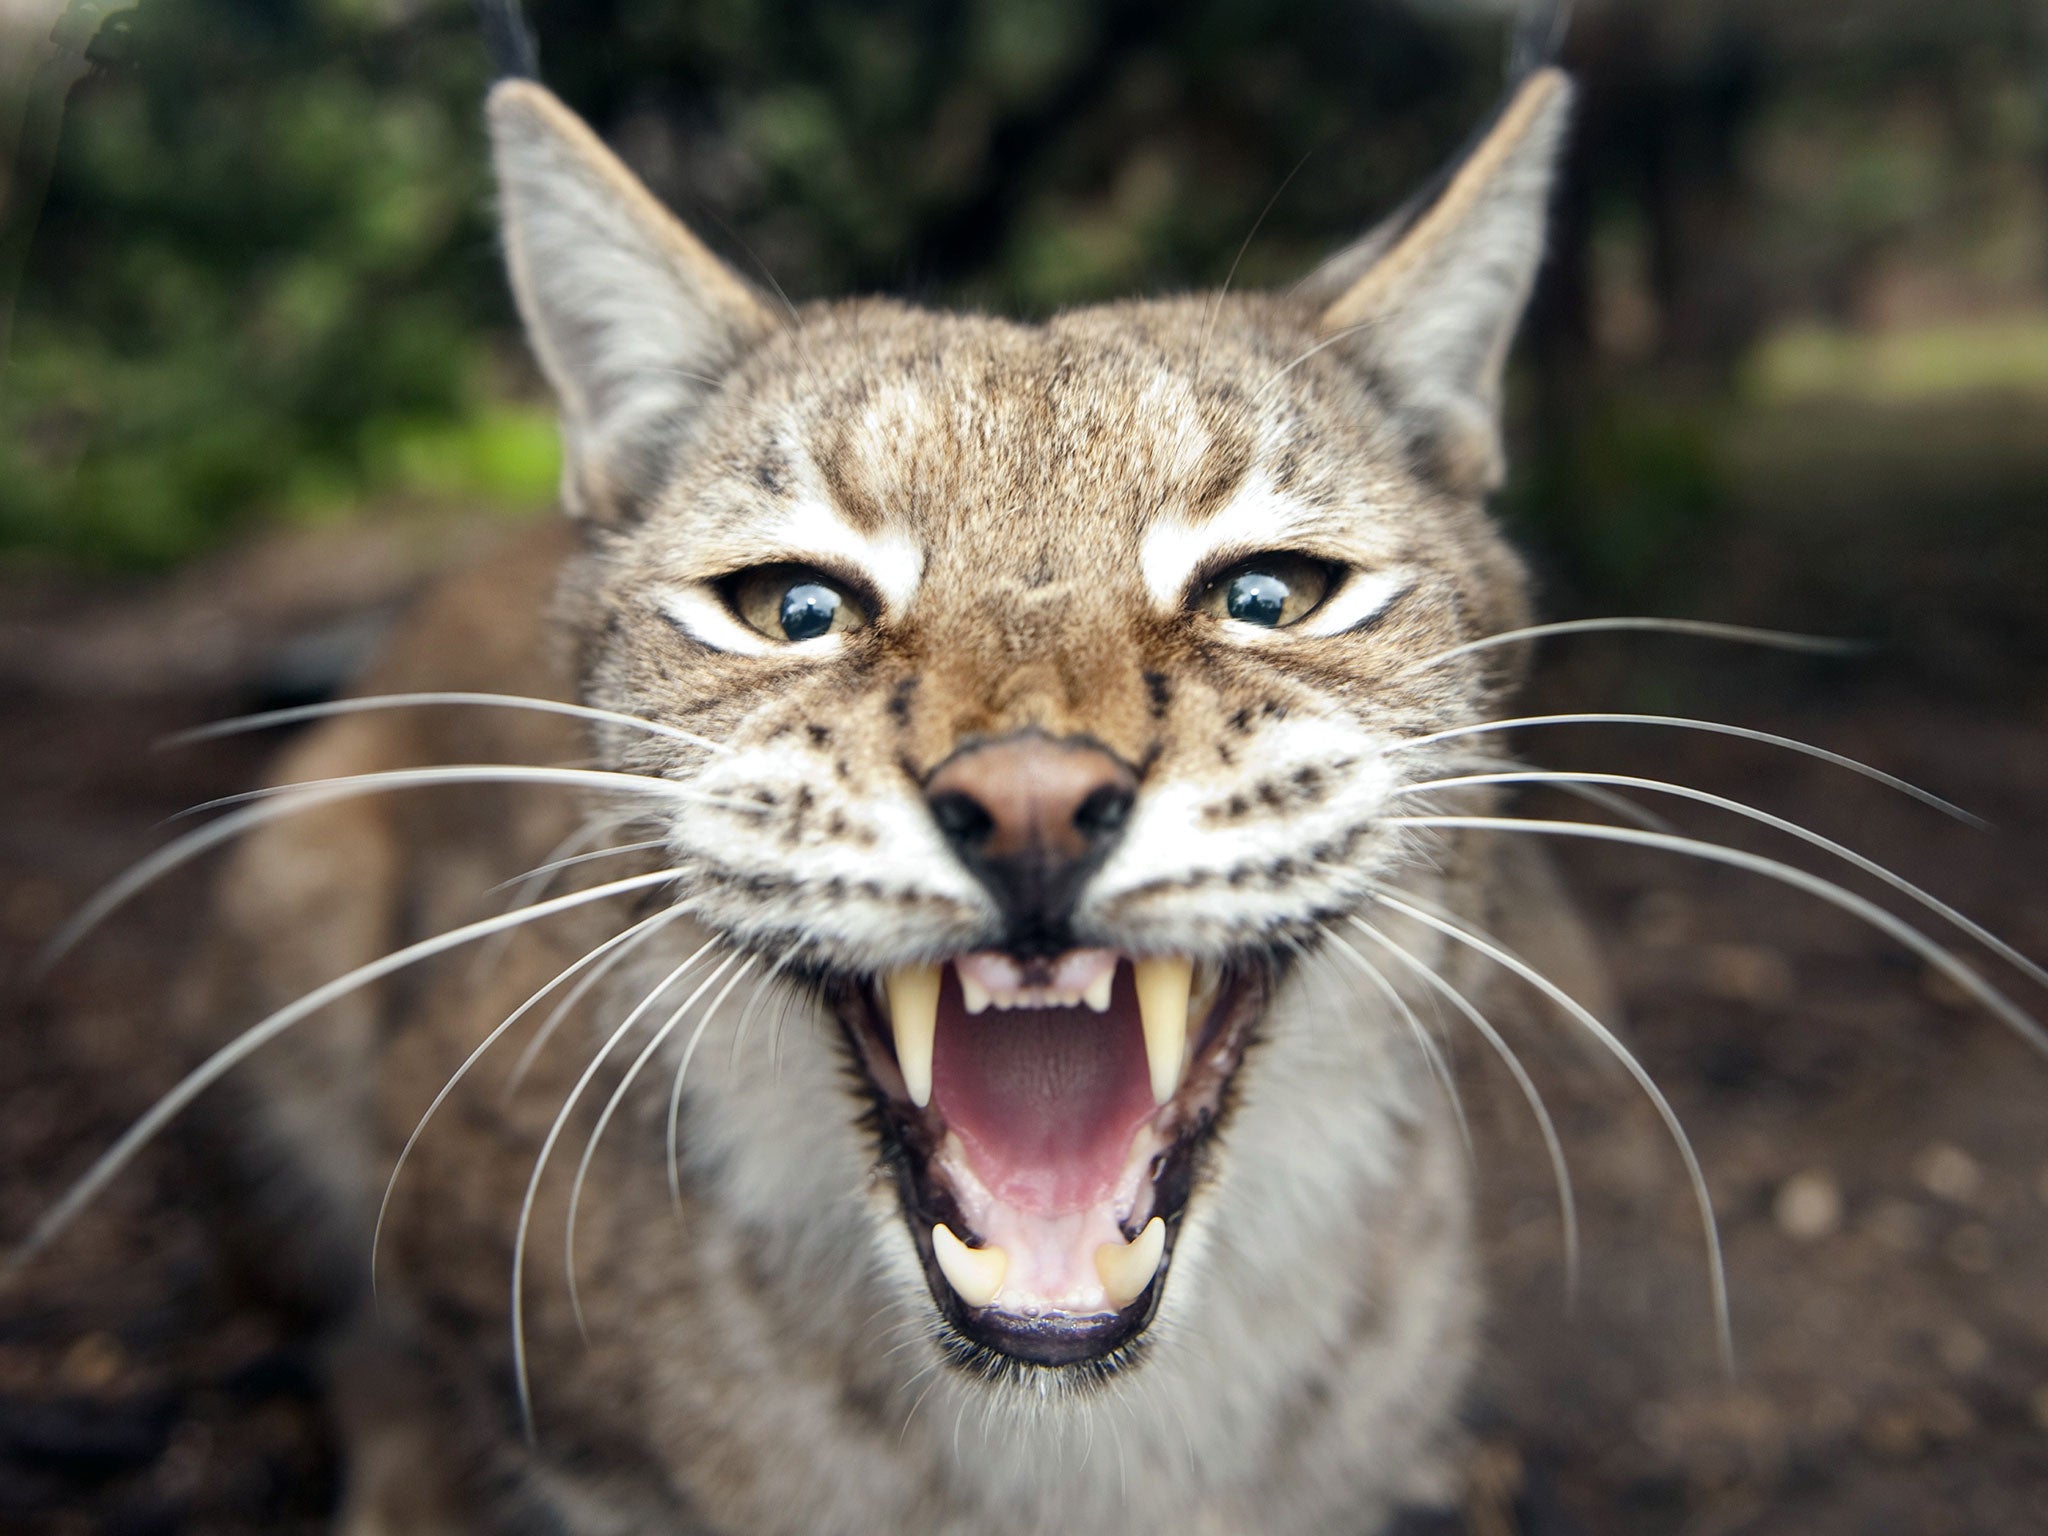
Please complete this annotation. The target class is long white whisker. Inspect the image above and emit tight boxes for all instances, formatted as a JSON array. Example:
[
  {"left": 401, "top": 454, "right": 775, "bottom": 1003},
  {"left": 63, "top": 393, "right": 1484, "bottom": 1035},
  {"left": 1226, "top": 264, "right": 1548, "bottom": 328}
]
[
  {"left": 1392, "top": 714, "right": 1981, "bottom": 826},
  {"left": 176, "top": 763, "right": 748, "bottom": 821},
  {"left": 502, "top": 926, "right": 660, "bottom": 1096},
  {"left": 1404, "top": 618, "right": 1860, "bottom": 675},
  {"left": 471, "top": 815, "right": 650, "bottom": 977},
  {"left": 1254, "top": 318, "right": 1375, "bottom": 400},
  {"left": 724, "top": 949, "right": 804, "bottom": 1094},
  {"left": 671, "top": 954, "right": 790, "bottom": 1207},
  {"left": 1386, "top": 816, "right": 2048, "bottom": 1056},
  {"left": 483, "top": 834, "right": 665, "bottom": 900},
  {"left": 10, "top": 868, "right": 683, "bottom": 1273},
  {"left": 371, "top": 904, "right": 690, "bottom": 1294},
  {"left": 163, "top": 690, "right": 727, "bottom": 753},
  {"left": 1317, "top": 933, "right": 1474, "bottom": 1166},
  {"left": 511, "top": 936, "right": 724, "bottom": 1440},
  {"left": 1371, "top": 889, "right": 1732, "bottom": 1369},
  {"left": 1350, "top": 916, "right": 1579, "bottom": 1299},
  {"left": 1393, "top": 772, "right": 2048, "bottom": 997},
  {"left": 565, "top": 952, "right": 755, "bottom": 1334},
  {"left": 40, "top": 765, "right": 729, "bottom": 970}
]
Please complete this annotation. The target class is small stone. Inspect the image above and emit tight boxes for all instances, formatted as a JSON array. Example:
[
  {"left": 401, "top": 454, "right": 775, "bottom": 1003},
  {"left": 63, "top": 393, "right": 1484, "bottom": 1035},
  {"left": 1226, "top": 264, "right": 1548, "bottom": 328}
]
[
  {"left": 1865, "top": 1199, "right": 1930, "bottom": 1253},
  {"left": 58, "top": 1332, "right": 124, "bottom": 1391},
  {"left": 1937, "top": 1323, "right": 1989, "bottom": 1374},
  {"left": 1921, "top": 963, "right": 1974, "bottom": 1011},
  {"left": 1697, "top": 942, "right": 1796, "bottom": 1006},
  {"left": 1631, "top": 890, "right": 1694, "bottom": 948},
  {"left": 1920, "top": 1389, "right": 1977, "bottom": 1441},
  {"left": 1944, "top": 1223, "right": 1996, "bottom": 1274},
  {"left": 1913, "top": 1143, "right": 1983, "bottom": 1204},
  {"left": 1863, "top": 1409, "right": 1924, "bottom": 1459},
  {"left": 2029, "top": 1384, "right": 2048, "bottom": 1432},
  {"left": 1774, "top": 1169, "right": 1844, "bottom": 1241}
]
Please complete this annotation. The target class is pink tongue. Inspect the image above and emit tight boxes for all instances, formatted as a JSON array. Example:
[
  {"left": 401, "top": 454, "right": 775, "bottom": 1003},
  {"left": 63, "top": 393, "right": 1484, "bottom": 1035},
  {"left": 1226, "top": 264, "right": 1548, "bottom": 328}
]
[{"left": 929, "top": 965, "right": 1155, "bottom": 1215}]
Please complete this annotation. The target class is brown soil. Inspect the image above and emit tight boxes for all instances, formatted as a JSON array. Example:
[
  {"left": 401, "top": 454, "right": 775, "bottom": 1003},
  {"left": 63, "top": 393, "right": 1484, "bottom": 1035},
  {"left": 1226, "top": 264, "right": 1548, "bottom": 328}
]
[{"left": 3, "top": 520, "right": 2046, "bottom": 1534}]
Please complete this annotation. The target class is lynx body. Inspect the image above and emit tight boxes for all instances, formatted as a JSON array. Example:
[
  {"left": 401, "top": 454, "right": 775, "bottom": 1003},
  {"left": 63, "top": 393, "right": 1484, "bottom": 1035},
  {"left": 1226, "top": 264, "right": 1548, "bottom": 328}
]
[{"left": 192, "top": 67, "right": 1594, "bottom": 1536}]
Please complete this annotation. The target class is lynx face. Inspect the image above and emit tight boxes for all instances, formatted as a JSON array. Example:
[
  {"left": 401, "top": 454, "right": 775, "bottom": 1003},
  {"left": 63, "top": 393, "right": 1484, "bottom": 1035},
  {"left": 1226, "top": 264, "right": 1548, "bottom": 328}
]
[{"left": 491, "top": 74, "right": 1569, "bottom": 1378}]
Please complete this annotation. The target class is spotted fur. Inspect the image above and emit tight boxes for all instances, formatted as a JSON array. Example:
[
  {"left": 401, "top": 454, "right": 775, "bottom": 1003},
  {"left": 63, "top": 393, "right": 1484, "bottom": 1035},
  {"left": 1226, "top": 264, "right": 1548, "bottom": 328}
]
[{"left": 194, "top": 68, "right": 1599, "bottom": 1536}]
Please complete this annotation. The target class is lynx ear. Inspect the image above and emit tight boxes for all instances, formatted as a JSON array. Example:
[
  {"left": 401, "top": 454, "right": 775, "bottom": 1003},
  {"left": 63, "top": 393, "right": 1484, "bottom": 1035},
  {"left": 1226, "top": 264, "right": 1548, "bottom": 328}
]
[
  {"left": 1301, "top": 68, "right": 1573, "bottom": 497},
  {"left": 487, "top": 80, "right": 776, "bottom": 523}
]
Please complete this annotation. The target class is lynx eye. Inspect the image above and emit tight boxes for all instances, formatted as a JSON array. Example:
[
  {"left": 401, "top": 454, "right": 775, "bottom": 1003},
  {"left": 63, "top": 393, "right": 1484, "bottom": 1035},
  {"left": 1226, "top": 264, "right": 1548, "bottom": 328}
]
[
  {"left": 727, "top": 564, "right": 868, "bottom": 643},
  {"left": 1194, "top": 554, "right": 1336, "bottom": 629}
]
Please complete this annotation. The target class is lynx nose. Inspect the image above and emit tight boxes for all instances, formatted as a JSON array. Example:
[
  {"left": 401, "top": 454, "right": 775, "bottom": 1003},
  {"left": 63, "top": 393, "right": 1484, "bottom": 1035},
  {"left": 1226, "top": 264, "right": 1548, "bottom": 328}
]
[{"left": 924, "top": 733, "right": 1139, "bottom": 953}]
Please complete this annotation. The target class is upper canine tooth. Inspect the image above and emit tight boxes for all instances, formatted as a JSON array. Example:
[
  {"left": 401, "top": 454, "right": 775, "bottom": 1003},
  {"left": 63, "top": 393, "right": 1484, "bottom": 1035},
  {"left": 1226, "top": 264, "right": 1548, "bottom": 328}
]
[
  {"left": 885, "top": 964, "right": 941, "bottom": 1107},
  {"left": 1083, "top": 970, "right": 1114, "bottom": 1013},
  {"left": 932, "top": 1222, "right": 1007, "bottom": 1308},
  {"left": 1133, "top": 956, "right": 1193, "bottom": 1104},
  {"left": 1095, "top": 1217, "right": 1166, "bottom": 1309},
  {"left": 959, "top": 975, "right": 992, "bottom": 1015}
]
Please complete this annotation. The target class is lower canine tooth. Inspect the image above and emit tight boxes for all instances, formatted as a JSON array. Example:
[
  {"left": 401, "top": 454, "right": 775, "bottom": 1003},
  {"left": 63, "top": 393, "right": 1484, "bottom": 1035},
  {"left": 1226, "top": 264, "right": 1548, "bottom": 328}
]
[
  {"left": 1133, "top": 956, "right": 1193, "bottom": 1104},
  {"left": 1095, "top": 1217, "right": 1166, "bottom": 1309},
  {"left": 885, "top": 965, "right": 941, "bottom": 1107},
  {"left": 932, "top": 1222, "right": 1007, "bottom": 1308}
]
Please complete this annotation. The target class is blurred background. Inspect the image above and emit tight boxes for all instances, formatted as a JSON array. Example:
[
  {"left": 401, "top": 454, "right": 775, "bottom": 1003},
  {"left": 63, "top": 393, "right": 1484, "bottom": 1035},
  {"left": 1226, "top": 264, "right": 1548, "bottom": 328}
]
[{"left": 2, "top": 1, "right": 2047, "bottom": 1532}]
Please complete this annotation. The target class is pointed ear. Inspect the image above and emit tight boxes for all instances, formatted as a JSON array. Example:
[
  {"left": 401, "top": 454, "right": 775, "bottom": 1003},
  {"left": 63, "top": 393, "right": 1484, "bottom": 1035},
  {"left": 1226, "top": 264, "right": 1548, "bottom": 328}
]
[
  {"left": 1300, "top": 68, "right": 1573, "bottom": 497},
  {"left": 486, "top": 80, "right": 777, "bottom": 523}
]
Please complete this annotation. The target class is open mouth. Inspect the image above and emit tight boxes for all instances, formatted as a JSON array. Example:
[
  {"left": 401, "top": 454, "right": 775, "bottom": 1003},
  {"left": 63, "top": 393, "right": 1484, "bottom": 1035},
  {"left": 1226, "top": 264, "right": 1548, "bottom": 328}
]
[{"left": 835, "top": 950, "right": 1270, "bottom": 1369}]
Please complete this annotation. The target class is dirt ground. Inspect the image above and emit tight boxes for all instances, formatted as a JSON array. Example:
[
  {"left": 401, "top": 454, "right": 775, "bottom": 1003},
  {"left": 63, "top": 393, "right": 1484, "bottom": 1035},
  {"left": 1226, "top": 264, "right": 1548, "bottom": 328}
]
[{"left": 3, "top": 516, "right": 2047, "bottom": 1534}]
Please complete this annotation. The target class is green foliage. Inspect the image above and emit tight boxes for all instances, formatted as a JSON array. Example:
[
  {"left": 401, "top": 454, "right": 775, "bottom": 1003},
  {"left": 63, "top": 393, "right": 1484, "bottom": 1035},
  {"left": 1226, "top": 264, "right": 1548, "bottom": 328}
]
[
  {"left": 2, "top": 0, "right": 2041, "bottom": 589},
  {"left": 4, "top": 0, "right": 512, "bottom": 564}
]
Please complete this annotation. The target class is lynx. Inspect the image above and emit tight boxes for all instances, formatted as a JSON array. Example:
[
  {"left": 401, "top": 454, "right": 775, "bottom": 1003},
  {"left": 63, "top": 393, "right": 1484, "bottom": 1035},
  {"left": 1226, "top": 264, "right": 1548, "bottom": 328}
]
[{"left": 25, "top": 29, "right": 2044, "bottom": 1536}]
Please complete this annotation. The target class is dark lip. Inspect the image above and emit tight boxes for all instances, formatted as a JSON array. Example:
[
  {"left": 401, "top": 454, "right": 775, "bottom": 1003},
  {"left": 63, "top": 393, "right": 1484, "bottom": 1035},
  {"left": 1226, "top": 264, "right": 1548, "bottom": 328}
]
[{"left": 830, "top": 957, "right": 1276, "bottom": 1371}]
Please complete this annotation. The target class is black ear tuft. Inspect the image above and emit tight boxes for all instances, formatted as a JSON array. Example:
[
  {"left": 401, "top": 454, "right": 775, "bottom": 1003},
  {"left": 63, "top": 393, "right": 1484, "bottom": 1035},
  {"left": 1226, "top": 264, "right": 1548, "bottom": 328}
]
[{"left": 473, "top": 0, "right": 539, "bottom": 83}]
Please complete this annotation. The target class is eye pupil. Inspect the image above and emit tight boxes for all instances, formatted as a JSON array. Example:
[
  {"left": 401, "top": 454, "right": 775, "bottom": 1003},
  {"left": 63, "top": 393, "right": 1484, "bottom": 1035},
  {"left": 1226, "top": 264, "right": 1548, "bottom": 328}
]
[
  {"left": 779, "top": 582, "right": 841, "bottom": 641},
  {"left": 1225, "top": 571, "right": 1289, "bottom": 626}
]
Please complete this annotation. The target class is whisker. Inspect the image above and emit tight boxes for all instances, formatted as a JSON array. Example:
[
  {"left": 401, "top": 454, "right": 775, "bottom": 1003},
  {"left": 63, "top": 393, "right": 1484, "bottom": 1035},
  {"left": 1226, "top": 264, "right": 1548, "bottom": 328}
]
[
  {"left": 1370, "top": 888, "right": 1732, "bottom": 1369},
  {"left": 471, "top": 814, "right": 651, "bottom": 976},
  {"left": 162, "top": 690, "right": 728, "bottom": 754},
  {"left": 483, "top": 833, "right": 665, "bottom": 899},
  {"left": 725, "top": 949, "right": 797, "bottom": 1078},
  {"left": 512, "top": 936, "right": 726, "bottom": 1439},
  {"left": 1392, "top": 713, "right": 1981, "bottom": 826},
  {"left": 10, "top": 868, "right": 684, "bottom": 1273},
  {"left": 175, "top": 763, "right": 747, "bottom": 822},
  {"left": 503, "top": 906, "right": 680, "bottom": 1095},
  {"left": 1349, "top": 916, "right": 1579, "bottom": 1300},
  {"left": 566, "top": 952, "right": 754, "bottom": 1335},
  {"left": 1392, "top": 771, "right": 2048, "bottom": 997},
  {"left": 1194, "top": 149, "right": 1314, "bottom": 385},
  {"left": 1315, "top": 933, "right": 1475, "bottom": 1166},
  {"left": 674, "top": 952, "right": 796, "bottom": 1208},
  {"left": 1253, "top": 317, "right": 1376, "bottom": 400},
  {"left": 1386, "top": 815, "right": 2048, "bottom": 1056},
  {"left": 372, "top": 904, "right": 691, "bottom": 1293},
  {"left": 39, "top": 765, "right": 739, "bottom": 971},
  {"left": 1403, "top": 618, "right": 1861, "bottom": 676}
]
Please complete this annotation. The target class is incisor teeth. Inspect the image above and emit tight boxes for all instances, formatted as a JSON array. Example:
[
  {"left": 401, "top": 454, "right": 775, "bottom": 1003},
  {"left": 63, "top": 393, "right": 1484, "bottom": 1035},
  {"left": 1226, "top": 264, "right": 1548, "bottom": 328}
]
[
  {"left": 1083, "top": 970, "right": 1114, "bottom": 1013},
  {"left": 1095, "top": 1217, "right": 1166, "bottom": 1309},
  {"left": 1133, "top": 956, "right": 1193, "bottom": 1104},
  {"left": 884, "top": 964, "right": 941, "bottom": 1107},
  {"left": 932, "top": 1222, "right": 1007, "bottom": 1308},
  {"left": 959, "top": 975, "right": 992, "bottom": 1015}
]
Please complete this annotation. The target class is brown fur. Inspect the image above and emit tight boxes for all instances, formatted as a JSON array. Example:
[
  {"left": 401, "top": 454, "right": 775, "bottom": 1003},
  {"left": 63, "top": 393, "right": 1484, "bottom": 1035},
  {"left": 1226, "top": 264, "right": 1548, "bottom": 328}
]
[{"left": 186, "top": 69, "right": 1595, "bottom": 1535}]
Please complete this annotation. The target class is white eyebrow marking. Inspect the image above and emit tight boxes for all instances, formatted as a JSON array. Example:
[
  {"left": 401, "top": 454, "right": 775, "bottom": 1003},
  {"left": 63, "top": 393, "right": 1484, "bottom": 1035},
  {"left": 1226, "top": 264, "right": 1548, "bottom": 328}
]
[
  {"left": 1139, "top": 470, "right": 1325, "bottom": 607},
  {"left": 763, "top": 496, "right": 925, "bottom": 614}
]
